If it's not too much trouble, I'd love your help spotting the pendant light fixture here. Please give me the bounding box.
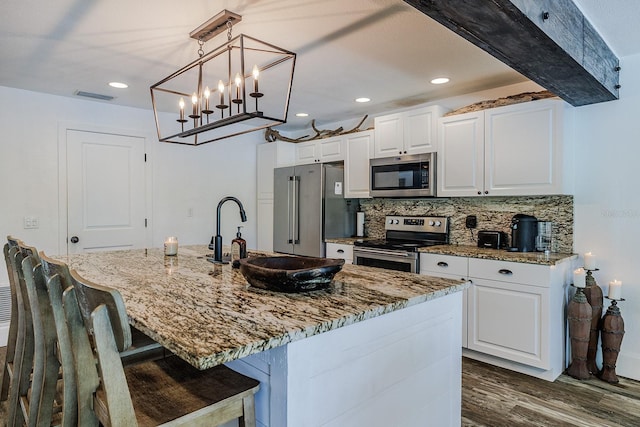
[150,10,296,146]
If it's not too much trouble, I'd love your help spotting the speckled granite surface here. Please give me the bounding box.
[359,195,574,253]
[57,245,467,370]
[419,245,577,266]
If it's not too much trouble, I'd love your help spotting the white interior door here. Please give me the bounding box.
[66,130,146,254]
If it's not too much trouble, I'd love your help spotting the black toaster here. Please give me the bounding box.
[477,231,508,249]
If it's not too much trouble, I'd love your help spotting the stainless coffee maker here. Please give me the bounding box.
[509,214,538,252]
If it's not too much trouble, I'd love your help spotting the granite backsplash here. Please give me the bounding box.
[359,195,573,253]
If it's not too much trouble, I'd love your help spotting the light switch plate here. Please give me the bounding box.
[23,216,39,229]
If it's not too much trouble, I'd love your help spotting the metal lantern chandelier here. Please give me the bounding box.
[150,10,296,146]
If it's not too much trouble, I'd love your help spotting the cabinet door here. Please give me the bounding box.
[256,199,274,251]
[404,106,440,155]
[484,100,562,196]
[373,113,404,158]
[295,141,318,165]
[438,112,484,197]
[468,278,550,369]
[344,131,373,198]
[257,143,277,200]
[420,253,469,348]
[319,137,345,163]
[325,243,353,263]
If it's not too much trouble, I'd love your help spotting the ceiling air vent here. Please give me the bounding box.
[74,90,115,101]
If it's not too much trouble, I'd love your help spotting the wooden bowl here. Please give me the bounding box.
[238,256,344,293]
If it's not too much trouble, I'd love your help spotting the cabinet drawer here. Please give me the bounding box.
[468,258,551,287]
[326,243,353,262]
[420,253,468,277]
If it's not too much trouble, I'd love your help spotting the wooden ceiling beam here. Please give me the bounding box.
[404,0,620,106]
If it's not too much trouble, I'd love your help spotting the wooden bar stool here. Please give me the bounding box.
[61,269,260,427]
[39,252,166,366]
[0,243,20,402]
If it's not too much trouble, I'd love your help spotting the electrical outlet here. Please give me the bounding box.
[465,215,477,229]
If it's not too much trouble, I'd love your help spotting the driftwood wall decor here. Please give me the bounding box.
[444,90,558,116]
[265,115,369,143]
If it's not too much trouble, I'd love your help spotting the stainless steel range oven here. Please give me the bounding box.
[353,215,449,273]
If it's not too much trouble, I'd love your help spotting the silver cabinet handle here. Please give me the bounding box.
[437,261,449,268]
[337,249,344,253]
[498,269,513,275]
[292,176,300,244]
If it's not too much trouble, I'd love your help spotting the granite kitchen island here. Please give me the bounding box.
[59,245,468,427]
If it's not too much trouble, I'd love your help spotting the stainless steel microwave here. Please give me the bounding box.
[370,153,436,197]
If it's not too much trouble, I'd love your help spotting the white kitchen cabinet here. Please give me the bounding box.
[325,242,353,264]
[438,99,565,197]
[420,253,469,347]
[294,137,344,165]
[373,105,447,158]
[256,142,295,200]
[256,199,274,251]
[344,130,374,198]
[466,257,569,380]
[256,142,295,252]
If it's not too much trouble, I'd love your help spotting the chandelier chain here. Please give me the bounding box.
[197,37,205,58]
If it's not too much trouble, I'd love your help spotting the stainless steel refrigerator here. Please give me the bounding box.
[273,163,356,257]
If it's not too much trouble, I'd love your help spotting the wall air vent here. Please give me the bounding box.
[74,90,115,101]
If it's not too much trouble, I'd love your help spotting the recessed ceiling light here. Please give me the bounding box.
[296,112,309,117]
[430,77,450,85]
[109,82,128,89]
[355,97,371,103]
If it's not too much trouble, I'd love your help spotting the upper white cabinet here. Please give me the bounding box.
[295,137,344,165]
[344,130,374,198]
[438,99,566,197]
[374,105,447,158]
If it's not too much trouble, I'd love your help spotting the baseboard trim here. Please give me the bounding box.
[617,351,640,382]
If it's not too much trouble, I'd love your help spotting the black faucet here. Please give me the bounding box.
[210,196,247,263]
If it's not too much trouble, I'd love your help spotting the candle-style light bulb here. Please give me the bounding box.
[179,97,185,120]
[252,65,259,93]
[218,80,225,105]
[202,86,211,114]
[235,73,242,100]
[191,92,198,116]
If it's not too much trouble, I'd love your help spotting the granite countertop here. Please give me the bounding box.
[57,245,467,370]
[419,244,577,266]
[325,237,371,244]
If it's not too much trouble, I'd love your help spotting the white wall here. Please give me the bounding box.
[572,52,640,381]
[0,86,262,290]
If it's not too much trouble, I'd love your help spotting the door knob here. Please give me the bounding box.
[70,236,79,243]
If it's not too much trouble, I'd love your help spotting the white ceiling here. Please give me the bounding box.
[0,0,637,132]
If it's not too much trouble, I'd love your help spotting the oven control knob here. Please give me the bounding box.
[434,221,442,227]
[428,220,435,226]
[394,219,399,224]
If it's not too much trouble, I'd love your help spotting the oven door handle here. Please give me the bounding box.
[353,247,413,257]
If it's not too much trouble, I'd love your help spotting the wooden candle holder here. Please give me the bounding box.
[567,286,592,380]
[584,269,603,375]
[599,298,625,384]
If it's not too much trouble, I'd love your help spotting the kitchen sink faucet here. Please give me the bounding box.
[210,196,247,263]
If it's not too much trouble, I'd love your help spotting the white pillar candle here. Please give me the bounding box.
[608,280,622,299]
[584,252,596,270]
[164,236,178,256]
[573,268,586,288]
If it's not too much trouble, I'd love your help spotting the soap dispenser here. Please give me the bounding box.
[231,226,247,268]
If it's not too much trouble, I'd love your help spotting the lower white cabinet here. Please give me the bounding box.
[325,242,353,264]
[420,254,469,347]
[421,252,571,381]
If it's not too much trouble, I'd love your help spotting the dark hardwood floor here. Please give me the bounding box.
[1,346,638,425]
[463,357,640,427]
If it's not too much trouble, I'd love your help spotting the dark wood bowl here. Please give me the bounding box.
[238,256,345,293]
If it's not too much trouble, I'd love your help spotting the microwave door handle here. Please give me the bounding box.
[292,176,300,244]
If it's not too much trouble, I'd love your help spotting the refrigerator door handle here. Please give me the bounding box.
[292,175,300,244]
[287,176,294,244]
